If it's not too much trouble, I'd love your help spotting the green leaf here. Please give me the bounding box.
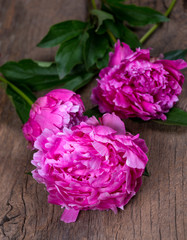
[0,59,96,92]
[83,30,110,70]
[104,20,120,38]
[0,59,62,91]
[154,107,187,126]
[55,33,89,79]
[96,48,110,69]
[34,61,53,67]
[90,9,114,31]
[107,3,168,26]
[6,84,36,123]
[37,20,87,48]
[116,23,141,49]
[164,49,187,60]
[143,167,150,177]
[105,20,141,49]
[62,72,95,91]
[84,106,102,118]
[25,171,32,176]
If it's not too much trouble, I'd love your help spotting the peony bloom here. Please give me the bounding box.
[31,113,148,223]
[23,89,86,146]
[91,40,187,120]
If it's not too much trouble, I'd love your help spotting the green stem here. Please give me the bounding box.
[139,24,159,45]
[0,76,34,106]
[107,29,117,44]
[91,0,97,9]
[140,0,176,44]
[164,0,177,17]
[90,0,116,44]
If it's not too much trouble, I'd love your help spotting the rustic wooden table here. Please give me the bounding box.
[0,0,187,239]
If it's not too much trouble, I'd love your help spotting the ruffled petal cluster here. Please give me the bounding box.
[23,89,86,145]
[32,113,148,223]
[91,40,187,120]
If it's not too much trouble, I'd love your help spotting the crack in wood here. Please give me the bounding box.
[0,202,13,226]
[0,208,20,240]
[21,187,26,239]
[0,225,10,240]
[0,214,21,227]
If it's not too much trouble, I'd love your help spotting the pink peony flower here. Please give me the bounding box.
[91,40,187,120]
[31,113,148,223]
[23,89,86,146]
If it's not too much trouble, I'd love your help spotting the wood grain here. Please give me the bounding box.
[0,0,186,239]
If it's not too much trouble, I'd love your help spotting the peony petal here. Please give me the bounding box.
[23,89,85,146]
[31,105,149,223]
[92,141,109,156]
[158,59,187,70]
[86,116,99,126]
[113,92,130,108]
[109,40,133,67]
[125,149,146,169]
[101,113,126,135]
[133,138,148,153]
[60,208,80,223]
[94,125,116,135]
[47,89,75,101]
[34,128,54,150]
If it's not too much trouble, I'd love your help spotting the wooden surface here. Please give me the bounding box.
[0,0,187,239]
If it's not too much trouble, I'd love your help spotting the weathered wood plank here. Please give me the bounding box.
[0,0,186,239]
